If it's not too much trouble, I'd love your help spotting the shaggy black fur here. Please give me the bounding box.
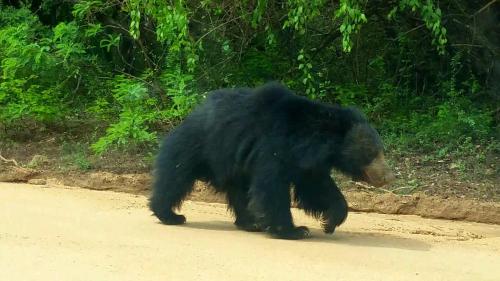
[150,82,384,239]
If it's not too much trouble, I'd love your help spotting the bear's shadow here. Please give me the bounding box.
[177,220,431,251]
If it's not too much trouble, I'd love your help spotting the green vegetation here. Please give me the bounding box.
[0,1,498,166]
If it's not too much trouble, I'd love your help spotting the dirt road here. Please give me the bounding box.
[1,182,499,281]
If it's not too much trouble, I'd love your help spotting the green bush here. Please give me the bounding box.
[0,1,496,162]
[90,75,158,154]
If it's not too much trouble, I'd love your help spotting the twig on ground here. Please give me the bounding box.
[0,154,19,167]
[390,186,417,193]
[351,182,416,197]
[351,181,394,193]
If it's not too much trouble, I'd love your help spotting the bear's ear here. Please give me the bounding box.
[342,106,367,123]
[323,106,369,133]
[315,106,357,133]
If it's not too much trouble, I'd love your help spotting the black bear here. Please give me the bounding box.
[150,82,394,239]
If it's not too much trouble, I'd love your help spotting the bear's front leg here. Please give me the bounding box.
[321,177,348,234]
[293,171,348,234]
[321,194,348,234]
[248,169,310,240]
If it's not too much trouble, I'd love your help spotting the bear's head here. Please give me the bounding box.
[339,123,395,187]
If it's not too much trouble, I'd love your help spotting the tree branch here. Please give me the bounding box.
[474,0,498,17]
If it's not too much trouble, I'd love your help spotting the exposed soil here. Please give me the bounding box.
[1,136,498,200]
[1,182,500,281]
[1,137,499,225]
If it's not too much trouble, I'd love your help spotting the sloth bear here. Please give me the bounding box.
[150,82,394,239]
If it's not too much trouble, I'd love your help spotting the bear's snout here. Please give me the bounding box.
[362,153,395,187]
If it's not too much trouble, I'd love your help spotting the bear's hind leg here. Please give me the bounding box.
[149,170,195,225]
[149,150,199,225]
[248,168,310,240]
[226,188,262,232]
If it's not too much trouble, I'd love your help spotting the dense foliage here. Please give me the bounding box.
[0,0,498,159]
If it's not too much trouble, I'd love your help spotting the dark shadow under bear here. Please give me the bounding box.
[150,82,394,240]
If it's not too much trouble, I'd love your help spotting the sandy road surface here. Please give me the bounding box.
[1,183,499,281]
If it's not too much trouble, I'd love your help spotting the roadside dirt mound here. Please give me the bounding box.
[1,169,499,224]
[189,185,500,224]
[344,191,500,224]
[60,171,151,193]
